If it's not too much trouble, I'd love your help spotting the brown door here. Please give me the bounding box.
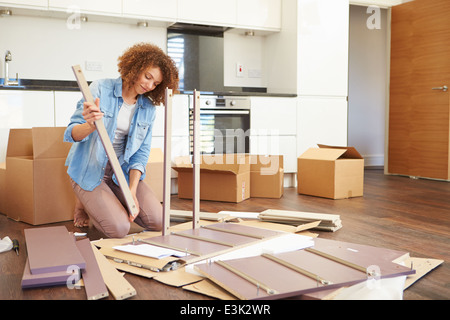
[388,0,450,180]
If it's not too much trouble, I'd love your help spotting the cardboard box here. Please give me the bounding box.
[0,162,6,214]
[297,144,364,199]
[173,154,251,203]
[5,127,75,225]
[143,148,164,202]
[250,155,284,199]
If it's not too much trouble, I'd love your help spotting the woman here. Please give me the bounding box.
[64,42,179,238]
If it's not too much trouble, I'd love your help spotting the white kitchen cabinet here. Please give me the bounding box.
[177,0,237,27]
[54,91,83,127]
[0,90,55,162]
[122,0,177,21]
[236,0,281,30]
[250,96,296,136]
[49,0,122,15]
[297,0,349,97]
[0,0,47,8]
[250,96,297,174]
[297,96,348,154]
[152,94,189,138]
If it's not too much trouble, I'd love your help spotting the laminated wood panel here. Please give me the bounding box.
[195,238,415,300]
[76,239,108,300]
[24,226,86,275]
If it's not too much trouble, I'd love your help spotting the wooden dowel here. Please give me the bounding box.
[201,225,265,240]
[261,253,332,286]
[171,232,236,247]
[215,260,278,296]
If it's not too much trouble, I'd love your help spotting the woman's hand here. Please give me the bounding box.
[128,191,140,223]
[71,98,103,142]
[82,98,103,129]
[128,169,142,223]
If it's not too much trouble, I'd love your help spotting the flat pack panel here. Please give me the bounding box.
[135,222,285,266]
[195,238,415,300]
[76,239,109,300]
[90,243,136,300]
[21,259,74,289]
[24,226,86,275]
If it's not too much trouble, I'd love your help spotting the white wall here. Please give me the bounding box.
[224,32,266,88]
[348,5,388,166]
[0,15,167,81]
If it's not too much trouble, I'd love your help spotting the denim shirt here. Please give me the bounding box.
[64,77,156,191]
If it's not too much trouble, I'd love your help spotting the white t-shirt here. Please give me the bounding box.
[113,101,137,158]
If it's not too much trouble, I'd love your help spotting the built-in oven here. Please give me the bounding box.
[189,96,251,154]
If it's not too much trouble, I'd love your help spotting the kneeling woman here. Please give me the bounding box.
[64,43,179,238]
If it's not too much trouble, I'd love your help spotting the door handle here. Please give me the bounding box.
[432,85,448,92]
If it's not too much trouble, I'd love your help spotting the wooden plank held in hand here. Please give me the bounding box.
[71,65,138,218]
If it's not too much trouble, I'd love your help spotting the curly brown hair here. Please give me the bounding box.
[118,42,179,106]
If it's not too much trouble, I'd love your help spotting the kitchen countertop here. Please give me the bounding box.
[0,79,297,98]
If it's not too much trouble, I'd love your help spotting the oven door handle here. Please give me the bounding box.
[200,110,250,115]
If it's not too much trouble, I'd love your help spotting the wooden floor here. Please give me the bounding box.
[0,169,448,300]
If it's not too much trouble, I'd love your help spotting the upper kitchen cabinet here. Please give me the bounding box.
[177,0,237,27]
[0,0,47,8]
[48,0,122,16]
[297,0,349,97]
[236,0,281,31]
[122,0,177,21]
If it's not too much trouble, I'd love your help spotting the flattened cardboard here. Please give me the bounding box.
[250,155,284,199]
[174,154,251,203]
[5,127,75,225]
[297,144,364,199]
[143,148,164,202]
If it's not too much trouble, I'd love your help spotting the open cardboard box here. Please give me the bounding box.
[297,144,364,199]
[250,155,284,199]
[5,127,75,225]
[143,148,164,202]
[173,154,251,203]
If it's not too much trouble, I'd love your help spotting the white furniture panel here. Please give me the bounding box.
[250,96,297,136]
[54,91,83,127]
[0,90,55,162]
[0,0,47,7]
[297,0,349,97]
[236,0,281,30]
[296,97,348,156]
[177,0,237,27]
[49,0,122,15]
[122,0,177,20]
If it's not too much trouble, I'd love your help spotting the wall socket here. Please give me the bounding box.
[236,63,244,78]
[85,61,103,72]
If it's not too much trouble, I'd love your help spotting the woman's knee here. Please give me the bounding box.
[104,221,130,238]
